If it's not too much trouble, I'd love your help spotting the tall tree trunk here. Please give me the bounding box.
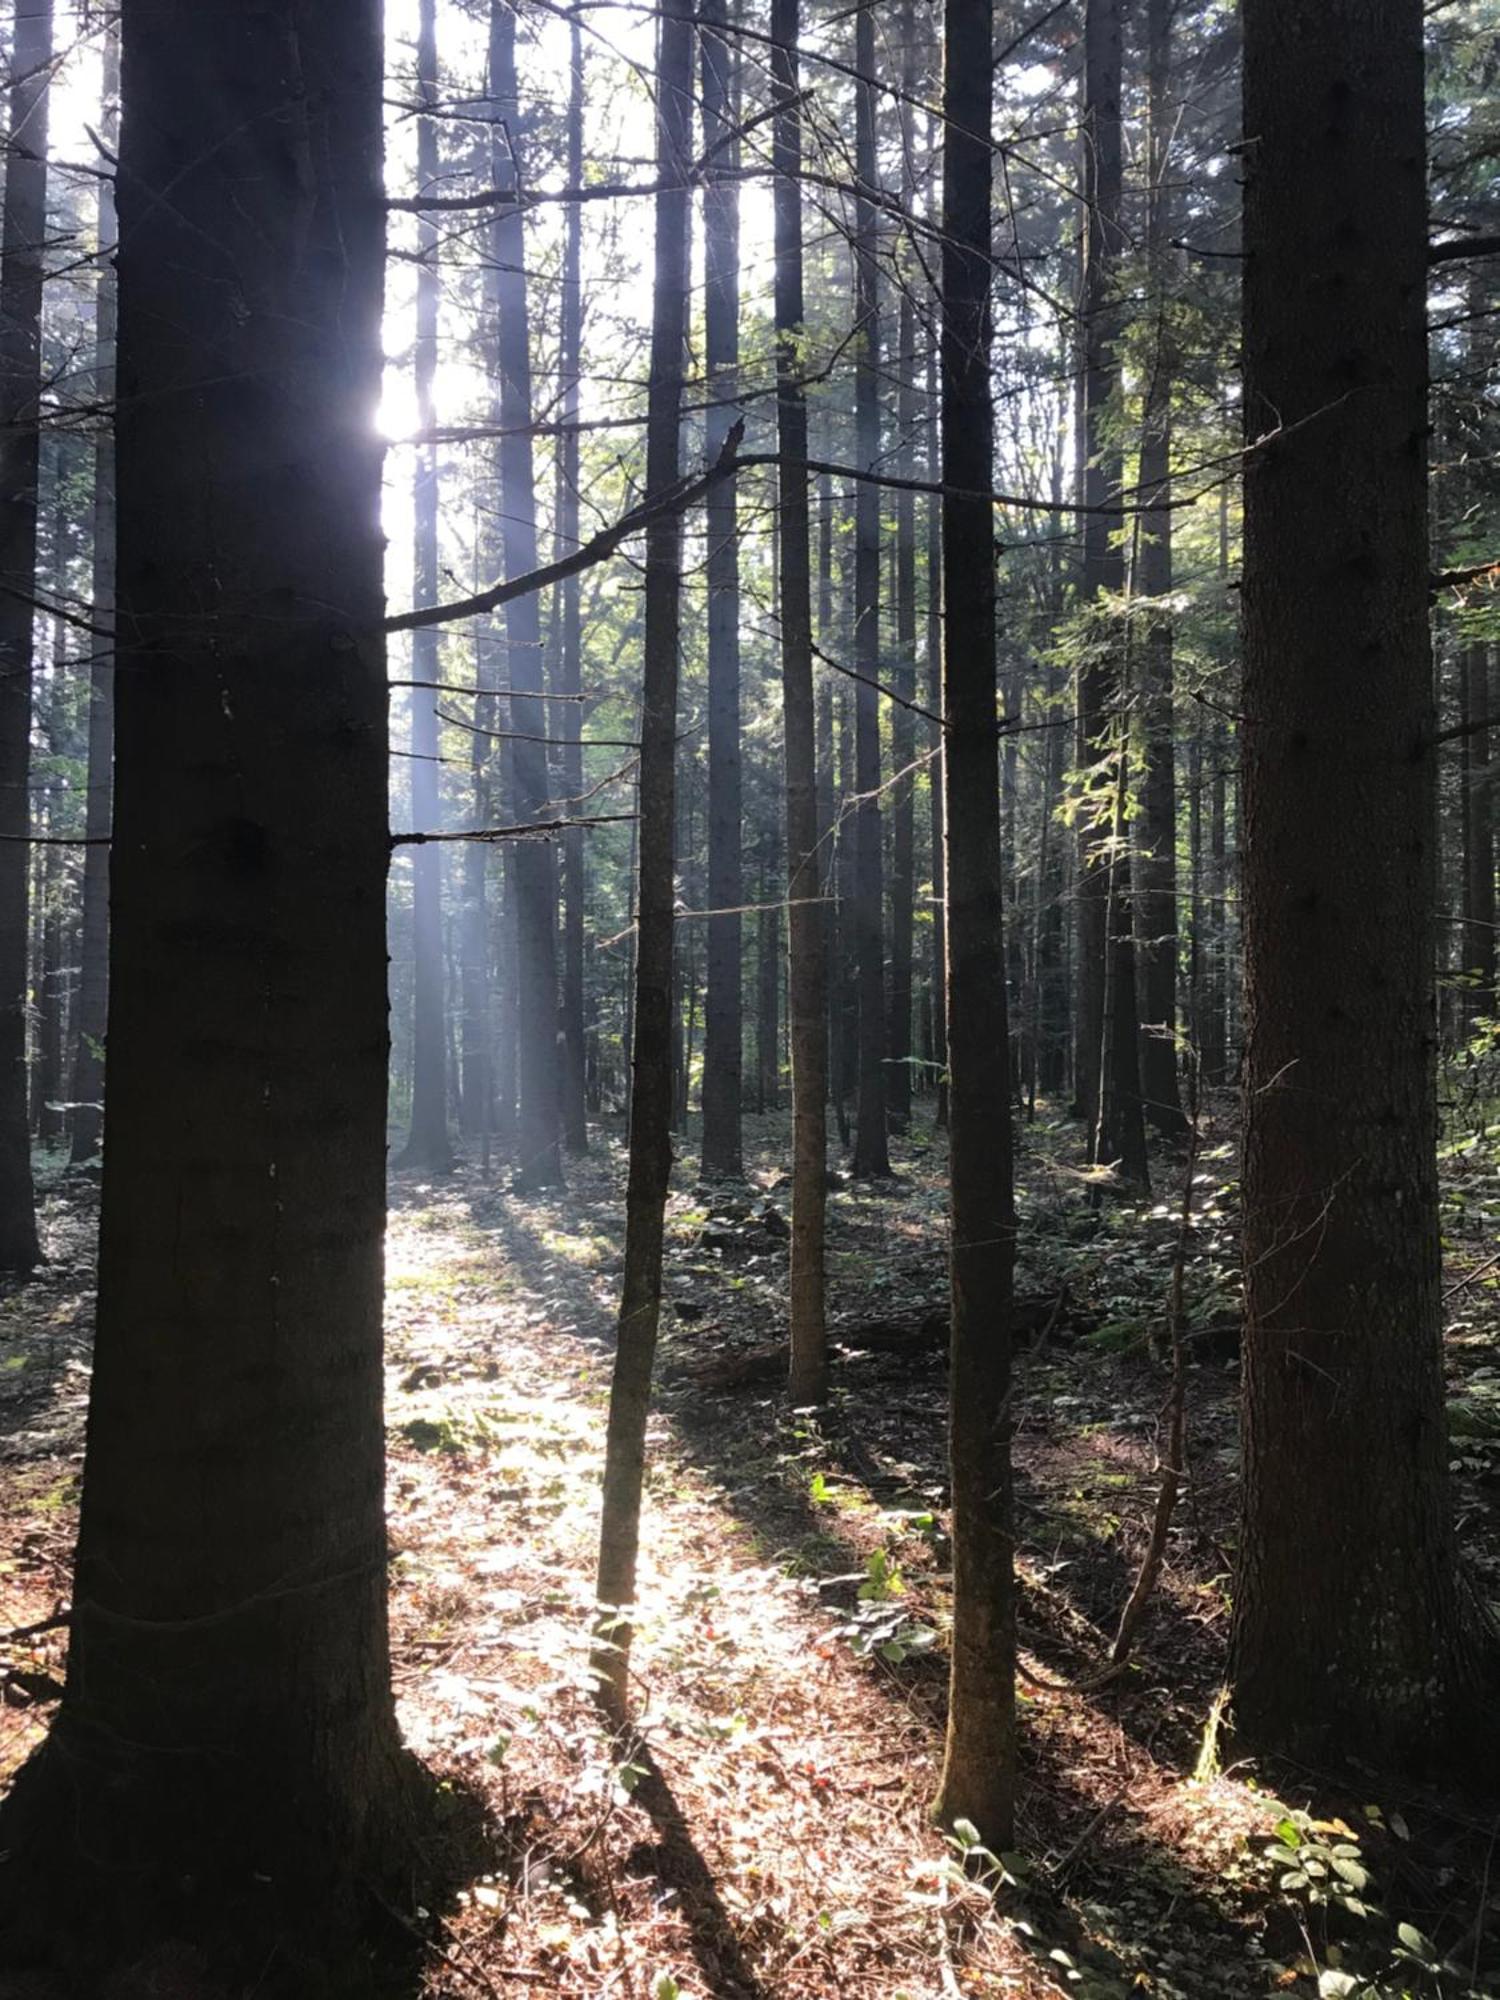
[773,0,829,1404]
[459,621,495,1153]
[30,625,62,1152]
[400,0,452,1171]
[0,1,415,1970]
[1203,722,1228,1082]
[933,0,1016,1847]
[1135,0,1186,1136]
[0,0,50,1269]
[886,9,920,1138]
[1094,706,1150,1186]
[491,0,562,1189]
[593,0,693,1719]
[850,0,890,1177]
[834,677,858,1142]
[816,474,838,1111]
[926,338,949,1130]
[69,14,117,1167]
[757,820,781,1109]
[1231,0,1499,1771]
[699,0,744,1182]
[1072,0,1122,1137]
[1036,385,1069,1098]
[1461,644,1495,1022]
[556,20,590,1153]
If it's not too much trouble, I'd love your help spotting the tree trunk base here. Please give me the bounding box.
[0,1729,449,1998]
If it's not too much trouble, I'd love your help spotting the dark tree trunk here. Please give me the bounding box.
[0,1,415,1975]
[699,0,744,1182]
[1135,0,1186,1136]
[925,339,949,1130]
[757,822,781,1110]
[1072,0,1121,1136]
[490,0,562,1189]
[886,12,919,1137]
[593,0,692,1718]
[773,0,829,1404]
[816,474,838,1110]
[933,0,1016,1847]
[1461,644,1495,1021]
[1231,0,1499,1772]
[556,20,590,1155]
[850,0,890,1177]
[1202,722,1228,1083]
[835,642,859,1139]
[493,782,520,1155]
[401,0,453,1172]
[459,622,495,1152]
[69,14,116,1168]
[1036,399,1069,1099]
[0,0,50,1269]
[1094,719,1150,1187]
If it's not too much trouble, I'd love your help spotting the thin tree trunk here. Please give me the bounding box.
[773,0,828,1405]
[1203,723,1228,1083]
[490,0,562,1189]
[593,0,693,1719]
[0,2,415,1969]
[816,473,838,1111]
[699,0,744,1181]
[31,645,61,1151]
[886,9,919,1137]
[69,13,116,1167]
[926,338,949,1130]
[1072,0,1122,1137]
[1094,706,1150,1186]
[834,681,857,1142]
[401,0,452,1172]
[0,0,50,1269]
[1135,0,1186,1135]
[757,822,781,1110]
[459,616,495,1151]
[1037,389,1068,1097]
[1231,0,1499,1771]
[556,19,590,1155]
[1461,644,1495,1021]
[850,0,890,1177]
[933,0,1017,1846]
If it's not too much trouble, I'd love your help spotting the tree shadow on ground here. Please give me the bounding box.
[596,1746,772,2000]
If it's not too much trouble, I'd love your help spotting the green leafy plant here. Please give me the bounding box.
[1264,1813,1375,1920]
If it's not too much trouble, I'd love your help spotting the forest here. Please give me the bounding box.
[0,0,1497,1995]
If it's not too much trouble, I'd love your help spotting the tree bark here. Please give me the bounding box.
[773,0,829,1405]
[1231,0,1500,1772]
[1135,0,1186,1136]
[925,336,949,1130]
[699,0,745,1182]
[1072,0,1122,1137]
[0,0,50,1269]
[593,0,693,1719]
[400,0,453,1172]
[850,0,891,1177]
[556,19,591,1155]
[1461,644,1495,1022]
[490,0,563,1189]
[0,1,415,1974]
[886,9,920,1138]
[68,13,117,1168]
[933,0,1017,1847]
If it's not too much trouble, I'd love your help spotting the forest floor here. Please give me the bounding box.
[2,1100,1500,1999]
